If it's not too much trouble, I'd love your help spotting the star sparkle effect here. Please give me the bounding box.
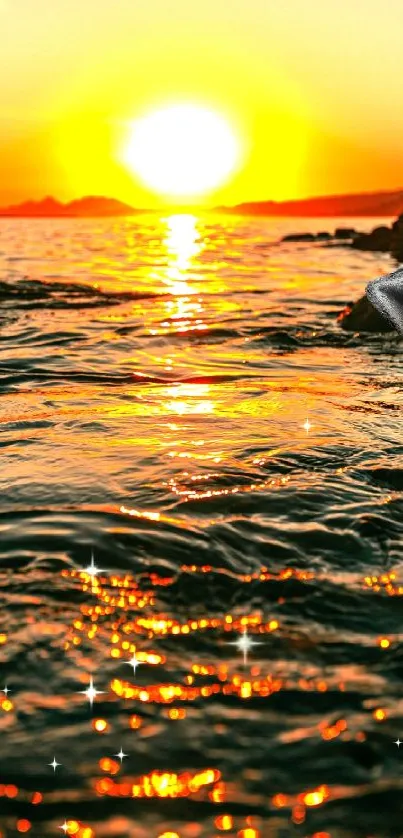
[114,748,128,763]
[59,822,69,834]
[48,756,62,772]
[303,418,312,433]
[78,676,105,709]
[394,738,402,747]
[126,652,142,675]
[80,550,105,580]
[228,628,262,666]
[1,685,10,697]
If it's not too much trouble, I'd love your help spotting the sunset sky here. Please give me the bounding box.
[1,0,403,208]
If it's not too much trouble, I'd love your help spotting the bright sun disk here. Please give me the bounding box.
[122,104,240,199]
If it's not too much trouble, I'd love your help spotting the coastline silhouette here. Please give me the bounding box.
[2,188,403,218]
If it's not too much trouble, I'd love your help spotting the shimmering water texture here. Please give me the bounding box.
[0,214,403,838]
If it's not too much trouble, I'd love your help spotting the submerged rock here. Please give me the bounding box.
[338,294,395,332]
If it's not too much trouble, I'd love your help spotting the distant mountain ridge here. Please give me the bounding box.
[218,189,403,217]
[2,189,403,217]
[0,195,141,217]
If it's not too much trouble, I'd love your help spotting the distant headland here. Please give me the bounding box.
[0,195,143,218]
[218,188,403,217]
[1,188,403,218]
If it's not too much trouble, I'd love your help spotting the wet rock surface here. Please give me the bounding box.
[338,294,395,332]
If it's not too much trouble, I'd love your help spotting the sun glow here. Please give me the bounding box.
[122,104,241,199]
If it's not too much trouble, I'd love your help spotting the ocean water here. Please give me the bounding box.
[0,213,402,838]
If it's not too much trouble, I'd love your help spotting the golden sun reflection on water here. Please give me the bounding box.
[147,214,211,340]
[165,214,201,270]
[162,214,201,295]
[163,383,215,416]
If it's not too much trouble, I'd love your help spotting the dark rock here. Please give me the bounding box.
[391,244,403,262]
[338,294,395,332]
[352,226,393,252]
[372,225,391,236]
[371,226,393,249]
[281,228,358,244]
[391,213,403,232]
[282,232,316,242]
[334,227,358,239]
[390,218,403,260]
[351,233,370,249]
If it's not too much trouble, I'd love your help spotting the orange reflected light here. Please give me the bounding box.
[16,821,31,834]
[93,718,109,733]
[55,558,371,836]
[163,383,214,416]
[95,768,222,800]
[301,785,330,807]
[215,814,233,830]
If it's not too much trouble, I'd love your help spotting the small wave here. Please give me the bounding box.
[0,364,253,392]
[0,277,164,310]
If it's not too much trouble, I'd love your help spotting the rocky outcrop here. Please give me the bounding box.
[281,215,403,261]
[282,232,316,242]
[335,227,357,239]
[351,226,392,253]
[338,295,395,332]
[281,227,359,243]
[281,212,403,332]
[351,214,403,261]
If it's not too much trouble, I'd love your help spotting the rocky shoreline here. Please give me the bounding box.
[282,227,358,243]
[281,214,403,333]
[351,214,403,262]
[281,213,403,261]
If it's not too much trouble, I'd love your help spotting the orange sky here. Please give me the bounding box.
[1,0,403,208]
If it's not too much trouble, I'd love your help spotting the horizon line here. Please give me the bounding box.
[0,184,403,209]
[1,185,403,218]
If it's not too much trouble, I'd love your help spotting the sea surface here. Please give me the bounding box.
[0,213,403,838]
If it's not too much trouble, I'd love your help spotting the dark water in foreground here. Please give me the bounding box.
[0,214,403,838]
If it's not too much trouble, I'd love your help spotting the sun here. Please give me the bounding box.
[122,104,241,199]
